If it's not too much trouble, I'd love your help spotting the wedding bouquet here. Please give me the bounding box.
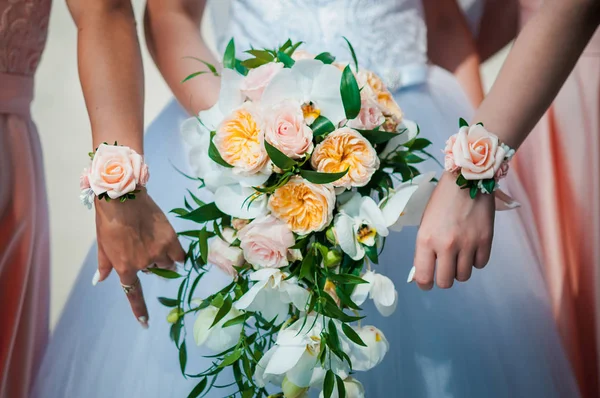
[159,38,436,398]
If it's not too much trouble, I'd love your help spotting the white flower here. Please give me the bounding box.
[379,118,420,158]
[255,316,348,389]
[333,193,389,261]
[350,270,398,317]
[193,303,243,352]
[79,188,94,209]
[234,268,309,322]
[346,326,389,371]
[261,59,346,125]
[380,172,436,232]
[319,377,365,398]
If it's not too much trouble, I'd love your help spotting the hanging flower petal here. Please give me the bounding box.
[214,184,268,219]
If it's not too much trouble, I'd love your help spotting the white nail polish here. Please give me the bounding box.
[407,266,416,283]
[92,270,100,286]
[138,316,149,329]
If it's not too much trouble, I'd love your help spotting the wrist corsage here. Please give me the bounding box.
[444,118,515,199]
[80,142,149,208]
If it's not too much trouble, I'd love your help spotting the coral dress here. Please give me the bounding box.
[510,1,600,396]
[0,1,51,397]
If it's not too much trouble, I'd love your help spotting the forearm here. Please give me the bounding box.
[145,0,220,115]
[473,0,600,149]
[423,0,484,107]
[68,0,144,153]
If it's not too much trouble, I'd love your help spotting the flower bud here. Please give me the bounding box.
[282,376,309,398]
[167,308,183,324]
[324,250,343,268]
[326,226,337,245]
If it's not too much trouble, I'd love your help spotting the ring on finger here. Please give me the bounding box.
[121,277,141,295]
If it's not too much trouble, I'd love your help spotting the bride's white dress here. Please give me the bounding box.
[33,0,579,396]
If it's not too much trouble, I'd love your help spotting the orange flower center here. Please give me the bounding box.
[101,159,125,184]
[216,108,264,169]
[269,180,328,234]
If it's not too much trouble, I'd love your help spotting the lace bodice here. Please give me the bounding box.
[211,0,428,89]
[0,0,51,76]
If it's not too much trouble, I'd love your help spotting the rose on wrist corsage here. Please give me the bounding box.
[79,142,149,208]
[444,118,515,199]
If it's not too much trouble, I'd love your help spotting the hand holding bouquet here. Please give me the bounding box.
[160,38,436,398]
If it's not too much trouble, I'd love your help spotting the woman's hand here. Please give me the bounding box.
[414,172,495,290]
[94,189,185,327]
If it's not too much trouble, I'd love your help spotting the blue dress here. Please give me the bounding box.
[33,0,579,396]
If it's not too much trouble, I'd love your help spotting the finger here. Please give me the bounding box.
[119,270,149,328]
[456,249,475,282]
[436,252,457,289]
[167,238,186,264]
[94,246,113,285]
[153,255,176,270]
[414,240,436,291]
[474,239,492,269]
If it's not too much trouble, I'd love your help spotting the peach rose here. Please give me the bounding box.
[139,164,150,186]
[451,125,506,180]
[443,135,459,173]
[291,50,314,61]
[268,176,336,235]
[208,228,244,278]
[231,218,250,231]
[214,103,269,176]
[348,97,385,131]
[88,144,144,199]
[495,162,510,181]
[238,215,295,269]
[240,62,284,102]
[356,70,403,132]
[265,100,313,159]
[80,168,90,190]
[311,128,380,188]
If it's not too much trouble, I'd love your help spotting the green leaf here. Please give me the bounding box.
[241,57,270,69]
[299,250,316,283]
[170,208,189,216]
[279,39,293,53]
[179,341,188,376]
[183,57,220,76]
[245,49,275,61]
[234,59,248,75]
[223,39,236,70]
[220,348,243,367]
[188,273,204,307]
[170,320,182,344]
[265,140,296,170]
[277,51,295,68]
[336,374,347,398]
[199,227,210,265]
[311,116,336,136]
[456,173,468,187]
[459,118,469,128]
[340,65,361,120]
[335,287,361,310]
[324,370,335,398]
[210,295,233,328]
[482,179,495,194]
[323,302,364,322]
[470,184,478,199]
[148,268,182,279]
[328,320,342,354]
[181,71,209,83]
[285,41,304,56]
[180,202,225,223]
[299,168,348,184]
[476,122,484,127]
[342,36,359,72]
[365,244,379,264]
[327,273,367,285]
[187,377,207,398]
[208,138,234,168]
[158,297,179,307]
[404,153,426,164]
[357,129,397,145]
[222,313,247,328]
[409,138,432,151]
[315,52,336,64]
[341,323,367,347]
[187,189,205,207]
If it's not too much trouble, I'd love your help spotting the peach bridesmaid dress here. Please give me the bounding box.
[0,1,52,397]
[510,1,600,396]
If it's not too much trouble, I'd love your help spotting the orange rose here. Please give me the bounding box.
[311,128,379,188]
[214,103,269,176]
[268,177,335,235]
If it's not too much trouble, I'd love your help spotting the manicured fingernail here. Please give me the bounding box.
[407,266,416,283]
[138,316,149,329]
[92,270,100,286]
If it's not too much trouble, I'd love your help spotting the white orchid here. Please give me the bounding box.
[319,377,365,398]
[255,316,348,389]
[351,270,398,317]
[234,268,309,322]
[380,118,420,157]
[345,325,389,371]
[380,172,436,232]
[262,59,346,125]
[333,193,389,261]
[193,302,243,353]
[79,188,94,209]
